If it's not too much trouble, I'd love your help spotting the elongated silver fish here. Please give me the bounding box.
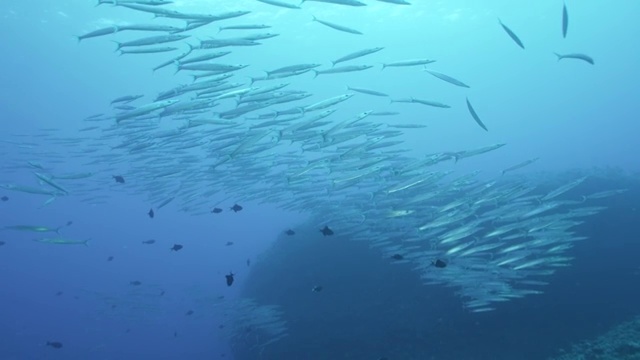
[75,26,119,42]
[562,3,568,38]
[311,16,362,35]
[554,52,594,65]
[382,59,436,69]
[33,237,90,246]
[465,98,488,131]
[119,46,177,55]
[502,158,539,175]
[375,0,411,4]
[302,0,366,6]
[498,19,525,49]
[256,0,301,9]
[332,47,384,66]
[312,65,372,77]
[113,34,190,50]
[346,86,388,97]
[423,69,469,88]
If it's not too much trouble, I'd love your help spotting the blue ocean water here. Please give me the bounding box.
[0,1,638,359]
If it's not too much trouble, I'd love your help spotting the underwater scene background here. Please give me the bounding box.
[0,0,639,359]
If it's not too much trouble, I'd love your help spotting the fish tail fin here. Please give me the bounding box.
[330,60,336,67]
[111,40,122,51]
[311,15,317,22]
[173,64,181,75]
[553,52,562,61]
[311,70,318,79]
[73,35,82,43]
[501,170,506,176]
[118,50,124,56]
[380,64,386,71]
[83,238,91,247]
[580,195,587,203]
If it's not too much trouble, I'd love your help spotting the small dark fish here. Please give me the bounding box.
[0,241,5,246]
[217,295,225,300]
[112,175,125,184]
[433,259,447,268]
[285,229,295,236]
[107,256,114,262]
[111,304,117,309]
[218,324,225,329]
[170,244,183,251]
[148,208,155,218]
[391,254,404,260]
[211,207,223,213]
[185,310,194,316]
[225,272,235,286]
[312,285,323,292]
[130,280,142,286]
[246,258,251,267]
[225,241,234,246]
[66,221,73,226]
[55,291,63,296]
[125,328,130,333]
[142,239,156,244]
[46,341,63,349]
[160,290,165,296]
[1,196,8,201]
[498,19,525,49]
[174,331,178,338]
[562,3,568,38]
[465,98,488,131]
[320,225,334,236]
[230,204,243,212]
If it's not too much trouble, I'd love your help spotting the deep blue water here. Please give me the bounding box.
[0,1,639,359]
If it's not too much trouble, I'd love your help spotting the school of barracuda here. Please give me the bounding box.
[0,0,626,351]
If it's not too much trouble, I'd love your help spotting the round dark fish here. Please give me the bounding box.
[1,196,8,201]
[225,241,234,246]
[112,175,125,184]
[46,341,63,349]
[0,241,5,246]
[185,310,194,316]
[225,272,235,286]
[107,256,114,261]
[312,285,323,292]
[391,254,404,260]
[230,204,243,212]
[211,207,223,214]
[319,225,334,236]
[285,229,295,236]
[148,208,155,218]
[433,259,447,268]
[130,281,142,286]
[142,239,156,244]
[170,244,183,251]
